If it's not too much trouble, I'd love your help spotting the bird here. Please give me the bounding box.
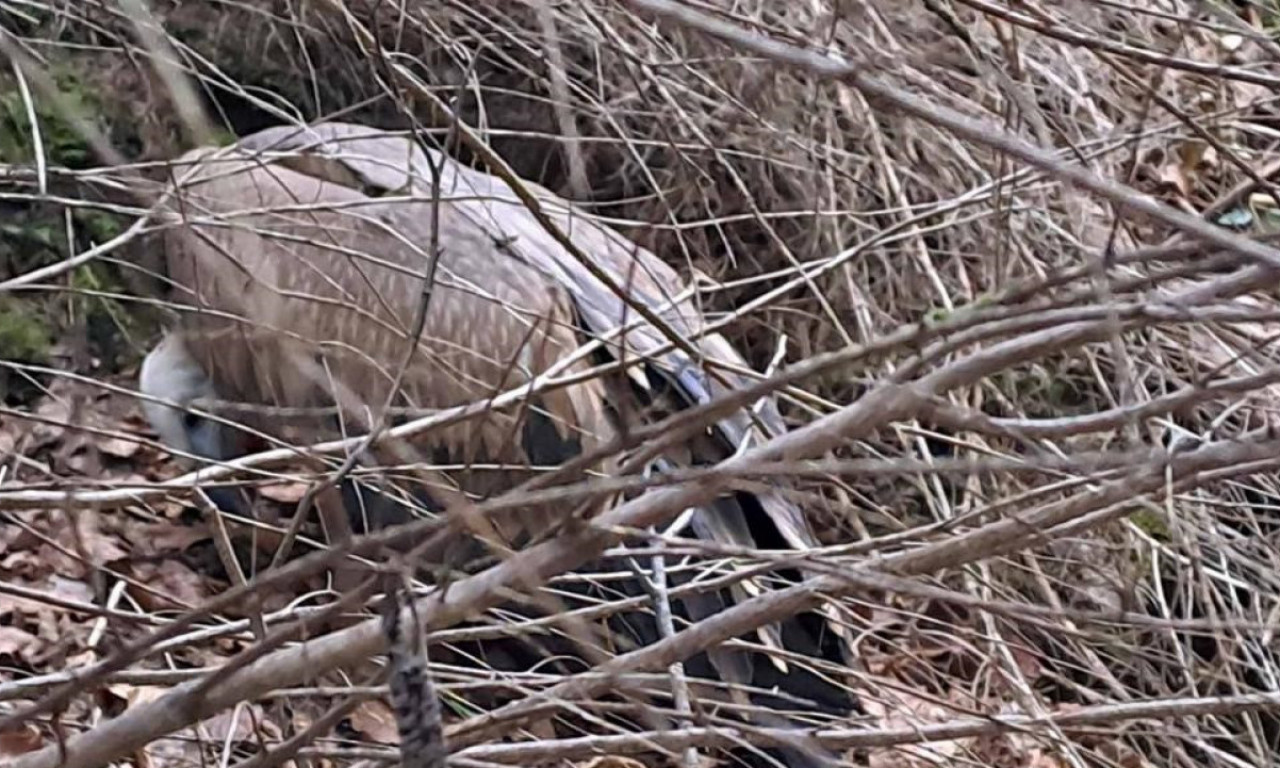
[138,121,856,765]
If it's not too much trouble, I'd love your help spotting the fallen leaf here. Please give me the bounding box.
[1155,162,1190,199]
[0,626,40,660]
[129,560,208,610]
[0,520,35,556]
[125,520,210,558]
[1008,645,1043,680]
[72,515,130,567]
[63,443,103,477]
[0,551,44,581]
[578,758,648,768]
[200,703,271,744]
[259,481,310,504]
[30,397,70,449]
[62,649,98,670]
[1153,141,1214,202]
[137,737,204,768]
[976,730,1070,768]
[95,433,142,459]
[46,574,95,606]
[348,700,400,745]
[0,723,42,757]
[106,684,169,708]
[120,413,153,433]
[864,689,966,768]
[0,576,96,632]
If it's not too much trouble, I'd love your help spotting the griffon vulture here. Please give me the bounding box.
[139,121,854,764]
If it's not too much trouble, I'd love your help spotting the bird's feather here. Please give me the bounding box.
[233,123,851,658]
[159,123,852,696]
[161,146,615,546]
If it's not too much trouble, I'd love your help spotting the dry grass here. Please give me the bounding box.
[5,0,1280,767]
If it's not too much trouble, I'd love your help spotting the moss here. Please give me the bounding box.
[210,126,238,146]
[70,260,140,366]
[0,202,140,373]
[0,205,63,278]
[0,64,101,168]
[1129,508,1170,542]
[967,292,996,309]
[923,305,951,324]
[0,299,53,404]
[0,204,127,276]
[75,209,124,243]
[0,298,52,363]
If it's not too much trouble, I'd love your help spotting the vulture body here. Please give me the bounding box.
[140,122,854,766]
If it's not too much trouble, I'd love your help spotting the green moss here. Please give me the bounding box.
[0,206,64,278]
[70,260,139,367]
[0,204,138,370]
[0,65,101,168]
[923,305,951,324]
[0,215,59,251]
[1129,508,1170,541]
[968,292,996,309]
[75,209,124,243]
[211,126,238,146]
[0,298,52,363]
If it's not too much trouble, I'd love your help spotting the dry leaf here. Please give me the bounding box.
[1008,645,1043,680]
[864,689,965,768]
[0,520,35,556]
[119,413,154,434]
[63,444,103,476]
[126,520,210,557]
[0,626,41,660]
[1155,162,1190,199]
[18,514,130,577]
[0,551,44,581]
[30,397,70,449]
[129,560,208,610]
[75,516,130,567]
[95,433,142,459]
[259,481,310,504]
[106,684,169,708]
[348,700,400,745]
[136,737,205,768]
[0,723,42,757]
[46,574,95,606]
[976,729,1070,768]
[62,649,99,670]
[578,758,648,768]
[200,703,270,744]
[1153,141,1215,201]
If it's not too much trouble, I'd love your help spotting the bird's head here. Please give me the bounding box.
[139,333,230,463]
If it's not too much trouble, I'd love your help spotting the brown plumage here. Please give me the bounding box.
[142,123,854,762]
[154,133,618,541]
[155,121,829,551]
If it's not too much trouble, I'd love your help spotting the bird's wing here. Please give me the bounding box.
[235,123,819,544]
[159,147,614,500]
[231,123,850,665]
